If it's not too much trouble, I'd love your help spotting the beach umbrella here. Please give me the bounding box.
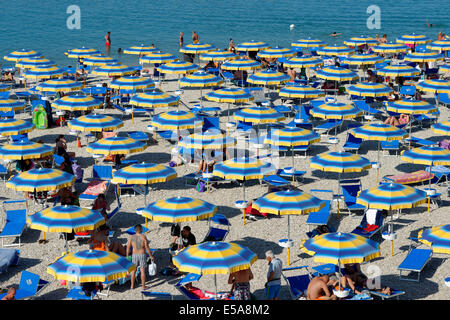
[0,140,53,161]
[172,241,257,298]
[300,232,380,294]
[278,84,325,108]
[4,49,42,62]
[401,146,450,211]
[129,90,179,108]
[35,78,83,93]
[15,58,55,69]
[27,205,105,252]
[81,55,119,66]
[52,95,103,111]
[257,46,296,59]
[23,66,66,82]
[124,45,160,55]
[213,157,276,225]
[157,61,200,74]
[344,36,379,47]
[316,45,354,56]
[142,196,216,223]
[65,47,101,58]
[376,64,420,78]
[6,168,75,192]
[315,66,358,97]
[404,50,445,63]
[86,136,147,156]
[397,33,432,45]
[265,127,320,185]
[346,82,392,97]
[234,107,285,124]
[109,76,155,91]
[0,99,25,112]
[418,224,450,254]
[0,119,34,136]
[427,40,450,52]
[440,64,450,75]
[200,50,237,62]
[253,189,324,266]
[179,71,224,110]
[247,70,290,86]
[221,58,262,71]
[416,79,450,94]
[91,63,135,77]
[356,183,427,255]
[0,84,10,92]
[235,41,270,52]
[283,56,324,69]
[47,249,136,283]
[112,162,177,212]
[342,54,384,81]
[68,114,123,132]
[431,121,450,135]
[204,87,254,122]
[139,52,178,64]
[291,38,326,49]
[180,43,216,54]
[372,43,409,54]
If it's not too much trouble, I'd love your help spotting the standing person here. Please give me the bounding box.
[179,32,184,48]
[228,267,253,300]
[228,38,236,53]
[105,32,111,47]
[192,31,199,44]
[265,250,283,300]
[379,34,388,44]
[126,224,155,290]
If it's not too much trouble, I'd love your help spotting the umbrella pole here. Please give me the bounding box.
[292,145,295,186]
[214,274,218,300]
[337,173,341,219]
[145,184,149,228]
[408,121,412,149]
[242,180,246,226]
[200,88,203,112]
[287,215,291,266]
[377,141,381,184]
[428,164,432,212]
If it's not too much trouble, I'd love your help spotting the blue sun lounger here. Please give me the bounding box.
[369,289,405,300]
[426,165,450,185]
[202,214,230,243]
[353,100,382,116]
[438,93,450,107]
[281,265,312,300]
[66,286,99,300]
[141,291,173,300]
[398,248,433,282]
[306,189,333,229]
[262,175,291,190]
[314,119,343,136]
[0,200,27,247]
[0,270,49,300]
[351,209,385,238]
[339,179,366,214]
[277,168,306,182]
[343,132,363,153]
[381,140,400,156]
[175,273,234,300]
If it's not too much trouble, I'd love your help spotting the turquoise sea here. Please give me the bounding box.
[1,0,449,67]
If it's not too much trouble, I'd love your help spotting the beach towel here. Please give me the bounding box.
[245,204,268,218]
[386,170,434,184]
[364,224,379,233]
[83,180,108,195]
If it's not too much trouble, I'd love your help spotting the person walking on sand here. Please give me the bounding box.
[265,250,283,300]
[126,224,155,290]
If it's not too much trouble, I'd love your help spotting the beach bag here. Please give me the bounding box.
[439,139,450,150]
[148,261,157,276]
[72,163,84,182]
[169,161,176,167]
[196,181,205,193]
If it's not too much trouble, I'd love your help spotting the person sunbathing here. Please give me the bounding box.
[306,275,337,300]
[343,263,368,288]
[1,287,16,300]
[92,194,110,221]
[327,273,362,295]
[384,114,409,126]
[89,225,126,256]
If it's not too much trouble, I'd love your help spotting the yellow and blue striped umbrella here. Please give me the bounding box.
[235,40,270,52]
[173,241,257,275]
[283,56,323,68]
[291,38,325,48]
[205,87,254,103]
[0,119,34,136]
[0,84,10,92]
[234,107,285,124]
[68,114,123,132]
[343,53,384,66]
[129,90,179,108]
[180,43,216,54]
[52,95,103,111]
[35,78,83,92]
[310,102,362,120]
[316,45,354,56]
[82,55,119,66]
[111,162,176,185]
[16,58,55,69]
[350,123,408,141]
[123,45,159,55]
[315,66,358,82]
[179,71,224,87]
[213,157,275,180]
[279,84,325,98]
[151,110,198,130]
[401,146,450,166]
[347,82,392,97]
[27,205,105,233]
[6,168,75,192]
[257,46,296,58]
[300,232,381,265]
[431,121,450,135]
[91,63,135,77]
[47,249,136,283]
[179,129,236,150]
[109,76,155,90]
[86,137,147,155]
[440,64,450,73]
[4,49,42,62]
[387,99,437,115]
[200,50,238,61]
[310,151,372,173]
[397,33,432,45]
[376,64,420,77]
[0,141,53,160]
[139,52,178,64]
[253,190,324,215]
[142,196,216,223]
[265,127,320,146]
[404,50,445,63]
[23,66,66,79]
[344,36,379,47]
[247,70,290,86]
[157,61,200,74]
[416,79,450,94]
[0,99,25,111]
[427,40,450,51]
[418,224,450,254]
[356,182,427,210]
[221,58,262,70]
[372,43,409,54]
[65,47,101,58]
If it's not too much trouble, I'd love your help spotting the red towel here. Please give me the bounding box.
[245,204,268,218]
[364,224,379,232]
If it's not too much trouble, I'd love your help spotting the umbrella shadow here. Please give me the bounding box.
[0,257,42,283]
[232,236,284,257]
[35,287,68,300]
[394,163,426,173]
[376,274,439,299]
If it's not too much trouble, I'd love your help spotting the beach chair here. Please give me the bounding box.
[127,131,148,143]
[0,200,27,247]
[0,110,14,118]
[0,270,49,300]
[66,286,99,300]
[141,291,173,300]
[281,265,312,300]
[339,179,366,215]
[426,165,450,186]
[236,121,253,137]
[262,175,291,190]
[53,154,64,167]
[277,168,306,183]
[79,165,112,208]
[398,246,433,282]
[0,248,20,274]
[399,86,416,98]
[202,214,230,243]
[174,273,234,300]
[306,225,336,239]
[381,140,400,156]
[383,170,434,186]
[0,164,8,185]
[314,119,343,136]
[353,100,382,117]
[350,209,385,238]
[343,132,363,153]
[368,288,405,300]
[306,189,333,230]
[437,93,450,107]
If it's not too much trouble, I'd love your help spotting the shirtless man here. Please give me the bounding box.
[126,224,154,289]
[179,32,184,48]
[192,31,199,44]
[287,67,297,81]
[306,275,337,300]
[1,287,16,300]
[228,268,253,300]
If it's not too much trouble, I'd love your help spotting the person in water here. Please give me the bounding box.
[329,32,342,37]
[105,32,111,47]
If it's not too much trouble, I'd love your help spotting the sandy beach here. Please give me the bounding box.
[0,67,449,301]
